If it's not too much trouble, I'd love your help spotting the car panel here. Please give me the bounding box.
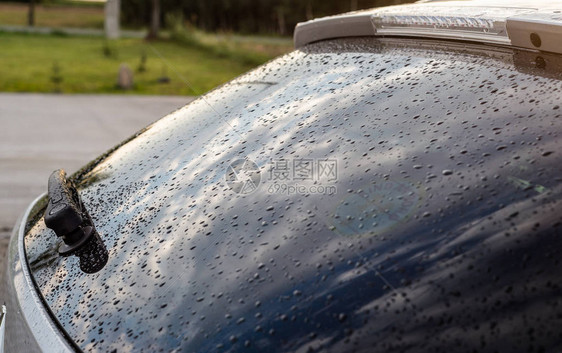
[1,195,75,353]
[0,305,5,353]
[20,37,562,352]
[294,0,562,53]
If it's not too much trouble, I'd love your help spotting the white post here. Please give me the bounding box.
[105,0,120,39]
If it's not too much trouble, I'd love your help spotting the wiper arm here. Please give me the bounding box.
[44,169,108,273]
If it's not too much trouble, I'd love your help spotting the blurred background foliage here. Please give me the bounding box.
[0,0,416,95]
[124,0,415,35]
[0,0,416,34]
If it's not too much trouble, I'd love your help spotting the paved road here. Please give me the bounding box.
[0,93,193,232]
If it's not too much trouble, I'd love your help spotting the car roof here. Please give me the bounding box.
[294,0,562,54]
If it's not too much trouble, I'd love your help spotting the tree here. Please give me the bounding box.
[105,0,121,39]
[147,0,160,39]
[28,0,35,26]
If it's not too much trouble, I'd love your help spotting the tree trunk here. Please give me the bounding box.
[104,0,120,39]
[28,0,35,27]
[305,0,313,21]
[147,0,160,40]
[276,8,285,36]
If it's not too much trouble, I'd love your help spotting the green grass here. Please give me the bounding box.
[0,31,293,95]
[169,28,293,66]
[0,2,104,29]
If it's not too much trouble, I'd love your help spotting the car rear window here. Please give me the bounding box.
[24,38,562,352]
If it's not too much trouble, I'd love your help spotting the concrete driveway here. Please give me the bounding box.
[0,93,192,232]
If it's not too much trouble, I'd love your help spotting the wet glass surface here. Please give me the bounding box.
[24,38,562,352]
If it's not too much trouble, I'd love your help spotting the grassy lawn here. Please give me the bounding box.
[0,31,293,95]
[182,30,295,62]
[0,2,104,29]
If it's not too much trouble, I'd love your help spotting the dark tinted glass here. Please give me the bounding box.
[25,38,562,352]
